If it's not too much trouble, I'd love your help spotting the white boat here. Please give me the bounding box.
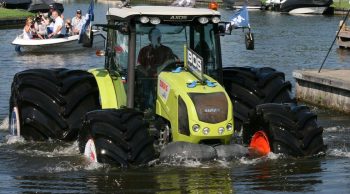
[12,30,106,53]
[280,0,333,15]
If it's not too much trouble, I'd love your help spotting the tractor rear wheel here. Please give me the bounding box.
[9,69,100,141]
[78,109,156,167]
[244,103,326,157]
[222,67,294,133]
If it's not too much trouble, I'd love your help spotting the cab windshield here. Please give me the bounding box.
[112,22,221,79]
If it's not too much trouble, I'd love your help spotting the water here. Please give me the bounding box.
[1,1,350,193]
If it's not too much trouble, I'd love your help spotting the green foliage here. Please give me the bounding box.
[332,0,350,9]
[0,8,34,20]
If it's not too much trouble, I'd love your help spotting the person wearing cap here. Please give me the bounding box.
[48,4,54,18]
[71,9,85,35]
[137,27,176,109]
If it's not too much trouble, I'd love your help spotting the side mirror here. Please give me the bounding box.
[218,22,232,36]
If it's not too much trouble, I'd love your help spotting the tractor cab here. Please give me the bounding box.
[99,6,234,145]
[101,6,229,109]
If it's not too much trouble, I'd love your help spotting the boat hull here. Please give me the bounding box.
[280,0,333,14]
[289,7,328,14]
[12,32,106,53]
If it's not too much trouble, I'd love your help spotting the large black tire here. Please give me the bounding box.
[244,103,326,157]
[222,67,294,133]
[9,69,100,141]
[78,109,156,167]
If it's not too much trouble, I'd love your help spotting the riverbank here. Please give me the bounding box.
[0,8,33,27]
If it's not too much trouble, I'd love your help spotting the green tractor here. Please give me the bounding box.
[9,5,325,166]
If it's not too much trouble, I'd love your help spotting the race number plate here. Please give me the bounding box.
[185,46,204,82]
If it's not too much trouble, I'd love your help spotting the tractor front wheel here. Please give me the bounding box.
[244,103,326,157]
[78,109,156,167]
[9,69,100,141]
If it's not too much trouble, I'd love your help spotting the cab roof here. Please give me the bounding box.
[107,6,220,21]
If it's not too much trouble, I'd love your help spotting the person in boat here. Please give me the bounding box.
[33,13,47,39]
[71,9,85,35]
[23,17,33,40]
[65,19,73,36]
[137,27,176,109]
[48,10,64,38]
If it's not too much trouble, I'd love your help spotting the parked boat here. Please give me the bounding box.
[280,0,334,14]
[1,0,32,10]
[12,30,106,53]
[337,20,350,49]
[262,0,282,11]
[28,0,64,13]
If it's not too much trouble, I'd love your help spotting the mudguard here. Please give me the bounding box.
[156,71,234,144]
[89,68,127,109]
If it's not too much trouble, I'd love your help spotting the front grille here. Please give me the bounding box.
[189,92,228,124]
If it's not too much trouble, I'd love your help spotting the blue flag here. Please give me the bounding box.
[79,0,94,44]
[230,5,250,28]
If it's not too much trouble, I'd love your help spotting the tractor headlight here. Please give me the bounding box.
[192,124,200,132]
[226,123,233,131]
[198,17,209,24]
[140,16,149,23]
[203,127,210,135]
[218,127,225,135]
[150,17,161,24]
[211,16,220,23]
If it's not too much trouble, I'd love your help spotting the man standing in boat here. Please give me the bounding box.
[72,9,85,35]
[48,10,64,38]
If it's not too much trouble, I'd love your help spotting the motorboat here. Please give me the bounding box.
[12,30,106,53]
[337,20,350,49]
[28,0,64,13]
[262,0,282,11]
[1,0,32,10]
[280,0,334,14]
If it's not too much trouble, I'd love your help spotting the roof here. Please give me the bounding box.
[107,6,220,20]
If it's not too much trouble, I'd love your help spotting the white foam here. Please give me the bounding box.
[324,126,347,132]
[30,141,80,157]
[43,161,79,173]
[239,152,282,165]
[51,141,80,156]
[84,160,104,170]
[0,116,9,131]
[5,135,25,144]
[328,148,350,158]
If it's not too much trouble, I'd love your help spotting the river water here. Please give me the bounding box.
[1,1,350,193]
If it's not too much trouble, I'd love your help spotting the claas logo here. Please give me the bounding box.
[159,80,169,92]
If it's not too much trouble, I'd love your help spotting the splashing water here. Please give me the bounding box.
[5,135,25,145]
[328,148,350,158]
[0,116,9,131]
[239,152,283,165]
[324,126,347,132]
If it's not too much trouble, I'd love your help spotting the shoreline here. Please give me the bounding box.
[0,8,33,28]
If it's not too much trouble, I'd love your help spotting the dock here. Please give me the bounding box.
[293,69,350,113]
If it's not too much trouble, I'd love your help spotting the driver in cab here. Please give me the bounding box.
[137,28,175,77]
[137,27,175,110]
